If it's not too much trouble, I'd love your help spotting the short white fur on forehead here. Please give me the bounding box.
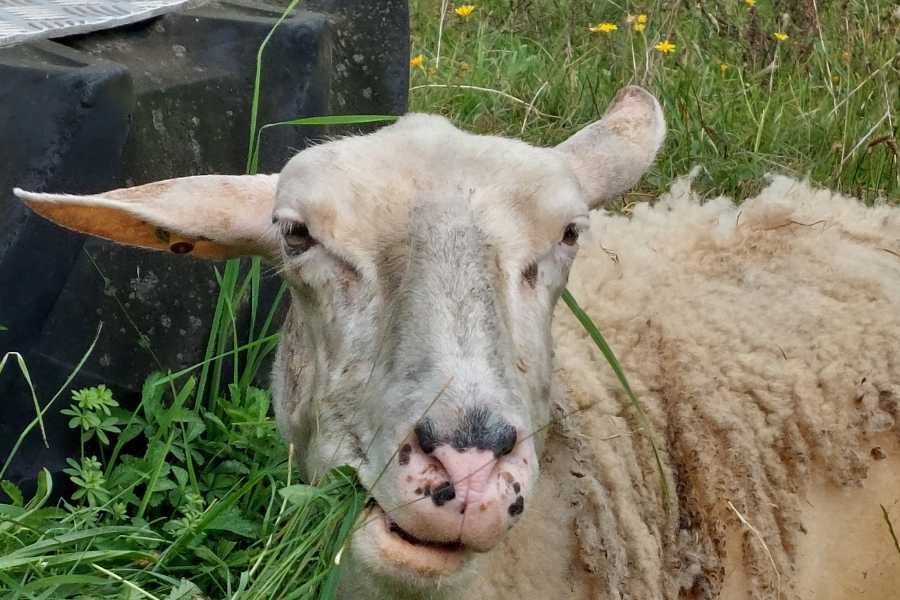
[275,114,589,270]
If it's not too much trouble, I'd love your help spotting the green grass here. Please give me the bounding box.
[1,246,365,599]
[409,0,899,203]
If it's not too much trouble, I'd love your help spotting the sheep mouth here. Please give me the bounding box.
[387,516,464,552]
[365,503,470,577]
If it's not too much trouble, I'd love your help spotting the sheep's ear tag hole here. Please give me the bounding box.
[155,227,194,254]
[169,241,195,254]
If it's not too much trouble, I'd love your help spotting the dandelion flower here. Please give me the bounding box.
[655,40,676,54]
[410,54,424,68]
[773,31,789,41]
[744,0,756,6]
[589,22,618,33]
[719,62,729,74]
[631,15,647,33]
[455,4,475,18]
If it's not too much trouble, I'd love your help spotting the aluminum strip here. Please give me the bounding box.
[0,0,203,47]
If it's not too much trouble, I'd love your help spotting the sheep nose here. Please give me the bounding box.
[386,411,529,552]
[414,410,518,457]
[412,412,518,509]
[392,440,531,551]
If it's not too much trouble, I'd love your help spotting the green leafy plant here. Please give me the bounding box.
[62,455,110,507]
[61,384,122,447]
[561,290,670,509]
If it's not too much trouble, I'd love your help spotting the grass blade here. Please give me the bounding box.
[882,504,900,558]
[0,325,102,481]
[561,289,670,509]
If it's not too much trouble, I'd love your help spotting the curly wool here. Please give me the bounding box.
[468,175,900,599]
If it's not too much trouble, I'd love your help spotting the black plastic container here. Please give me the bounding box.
[0,0,409,494]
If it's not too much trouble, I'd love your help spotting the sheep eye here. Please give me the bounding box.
[281,221,316,255]
[562,223,579,246]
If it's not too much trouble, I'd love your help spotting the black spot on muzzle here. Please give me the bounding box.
[452,406,517,457]
[415,407,518,457]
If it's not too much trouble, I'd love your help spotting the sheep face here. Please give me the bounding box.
[270,113,588,590]
[14,86,665,599]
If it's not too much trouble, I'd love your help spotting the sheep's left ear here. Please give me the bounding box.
[556,86,666,209]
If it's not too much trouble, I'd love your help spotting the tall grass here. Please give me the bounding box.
[409,0,898,203]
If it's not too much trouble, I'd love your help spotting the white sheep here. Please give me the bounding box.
[14,87,900,599]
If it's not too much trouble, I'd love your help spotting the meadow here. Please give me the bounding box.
[1,1,897,599]
[409,0,899,204]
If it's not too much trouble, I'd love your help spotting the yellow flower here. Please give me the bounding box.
[654,40,676,54]
[719,62,729,74]
[637,14,648,24]
[454,4,475,18]
[633,22,646,32]
[744,0,756,6]
[589,22,618,33]
[773,31,789,41]
[409,54,424,68]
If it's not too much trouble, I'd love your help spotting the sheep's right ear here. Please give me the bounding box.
[556,86,665,209]
[13,174,280,260]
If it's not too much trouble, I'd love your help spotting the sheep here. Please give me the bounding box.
[13,86,900,599]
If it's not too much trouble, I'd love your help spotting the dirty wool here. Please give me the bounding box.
[469,175,900,600]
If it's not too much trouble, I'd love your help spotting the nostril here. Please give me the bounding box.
[494,424,517,457]
[452,406,520,457]
[431,481,456,506]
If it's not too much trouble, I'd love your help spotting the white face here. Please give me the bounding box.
[270,115,589,591]
[15,86,665,599]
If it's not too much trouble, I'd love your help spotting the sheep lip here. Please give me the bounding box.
[367,504,470,577]
[387,516,464,551]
